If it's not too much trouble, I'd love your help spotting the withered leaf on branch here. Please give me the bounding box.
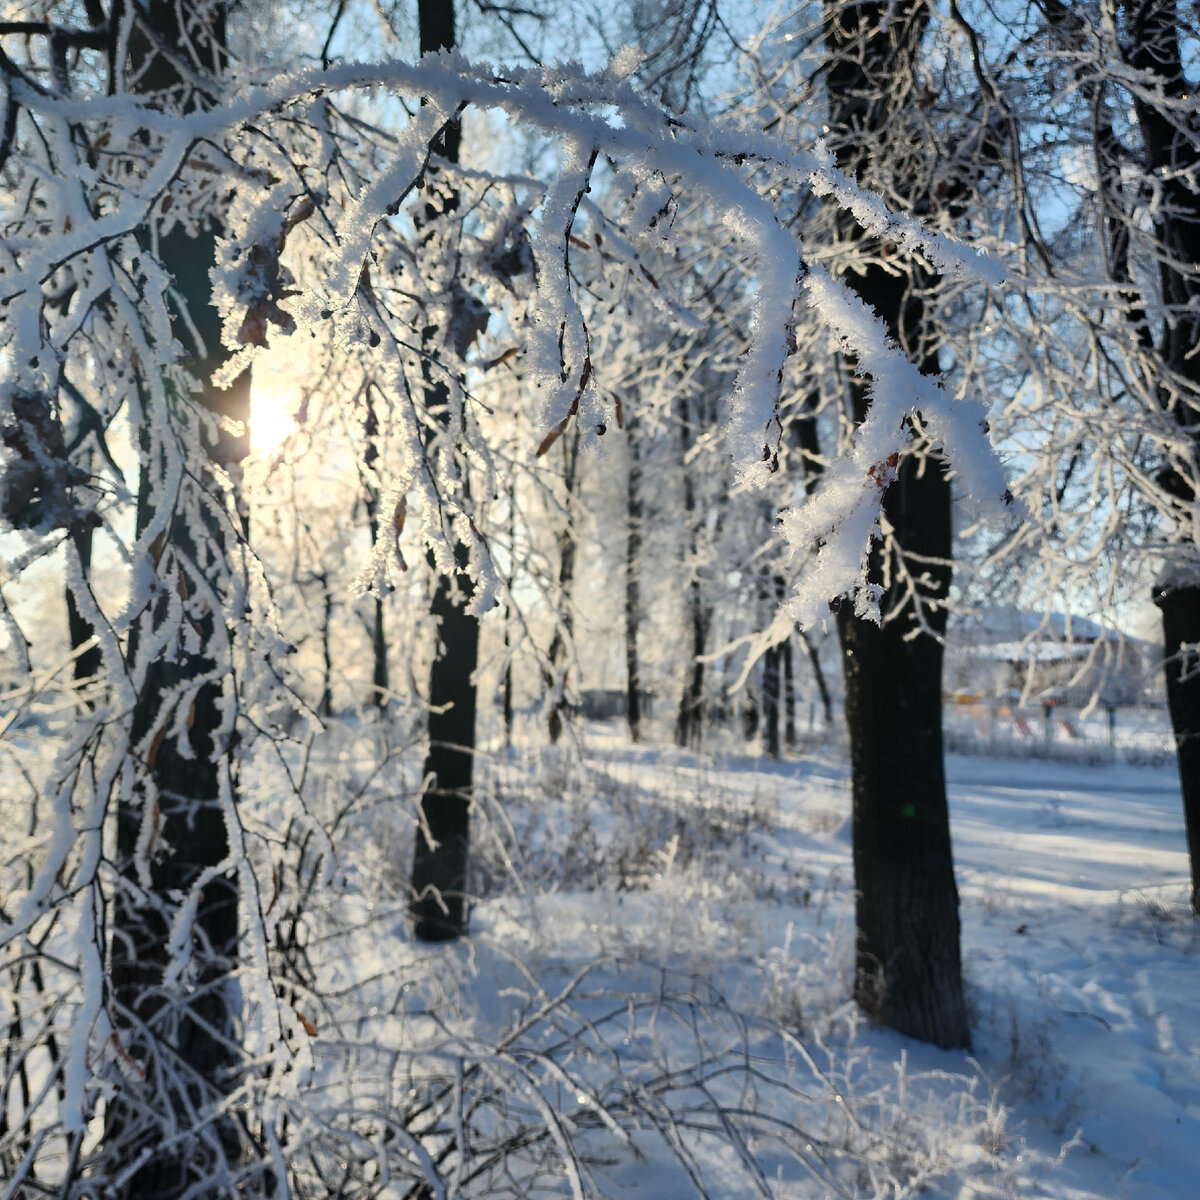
[234,201,313,346]
[238,299,297,347]
[393,498,408,571]
[536,391,584,457]
[482,347,519,371]
[447,282,490,359]
[536,416,571,458]
[145,725,167,770]
[281,195,316,239]
[867,452,899,489]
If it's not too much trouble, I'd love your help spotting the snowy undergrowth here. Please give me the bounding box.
[304,725,1198,1200]
[251,721,1027,1199]
[6,711,1193,1197]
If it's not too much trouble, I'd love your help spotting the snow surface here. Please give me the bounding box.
[263,720,1199,1198]
[7,713,1195,1196]
[944,754,1198,1200]
[568,736,1200,1199]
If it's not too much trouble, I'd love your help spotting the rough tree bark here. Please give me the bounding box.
[1123,0,1200,915]
[675,392,709,748]
[547,422,580,743]
[409,0,479,941]
[824,0,970,1048]
[761,568,783,760]
[625,408,644,743]
[105,1,251,1190]
[783,634,797,751]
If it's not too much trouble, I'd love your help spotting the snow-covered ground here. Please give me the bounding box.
[277,722,1198,1198]
[4,716,1196,1196]
[945,754,1198,1200]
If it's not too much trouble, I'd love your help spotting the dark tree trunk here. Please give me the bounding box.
[762,636,782,760]
[783,636,797,751]
[371,593,388,709]
[763,571,782,758]
[410,0,477,942]
[547,423,580,744]
[503,482,516,748]
[318,570,334,718]
[824,0,970,1048]
[364,388,389,710]
[675,394,708,749]
[742,689,759,741]
[1154,584,1200,913]
[1122,0,1200,914]
[503,617,514,748]
[676,579,708,749]
[411,543,478,940]
[106,2,250,1189]
[625,412,644,743]
[837,461,967,1048]
[65,517,102,700]
[800,629,833,727]
[113,571,244,1193]
[761,571,790,759]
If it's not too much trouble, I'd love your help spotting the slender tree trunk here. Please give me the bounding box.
[503,618,514,748]
[364,387,389,711]
[410,0,478,941]
[547,423,580,743]
[742,684,759,742]
[65,517,102,701]
[625,411,643,742]
[503,480,516,748]
[318,570,334,718]
[762,571,789,759]
[675,394,707,749]
[106,2,250,1188]
[762,644,781,759]
[800,629,833,727]
[783,636,797,752]
[824,0,969,1048]
[676,580,708,749]
[370,594,388,709]
[760,569,781,759]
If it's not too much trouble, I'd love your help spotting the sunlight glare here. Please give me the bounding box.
[250,380,297,455]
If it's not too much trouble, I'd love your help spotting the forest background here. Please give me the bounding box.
[1,0,1198,1197]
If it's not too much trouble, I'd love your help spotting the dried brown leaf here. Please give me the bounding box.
[482,347,519,371]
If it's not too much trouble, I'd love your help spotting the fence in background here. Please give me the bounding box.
[942,702,1176,767]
